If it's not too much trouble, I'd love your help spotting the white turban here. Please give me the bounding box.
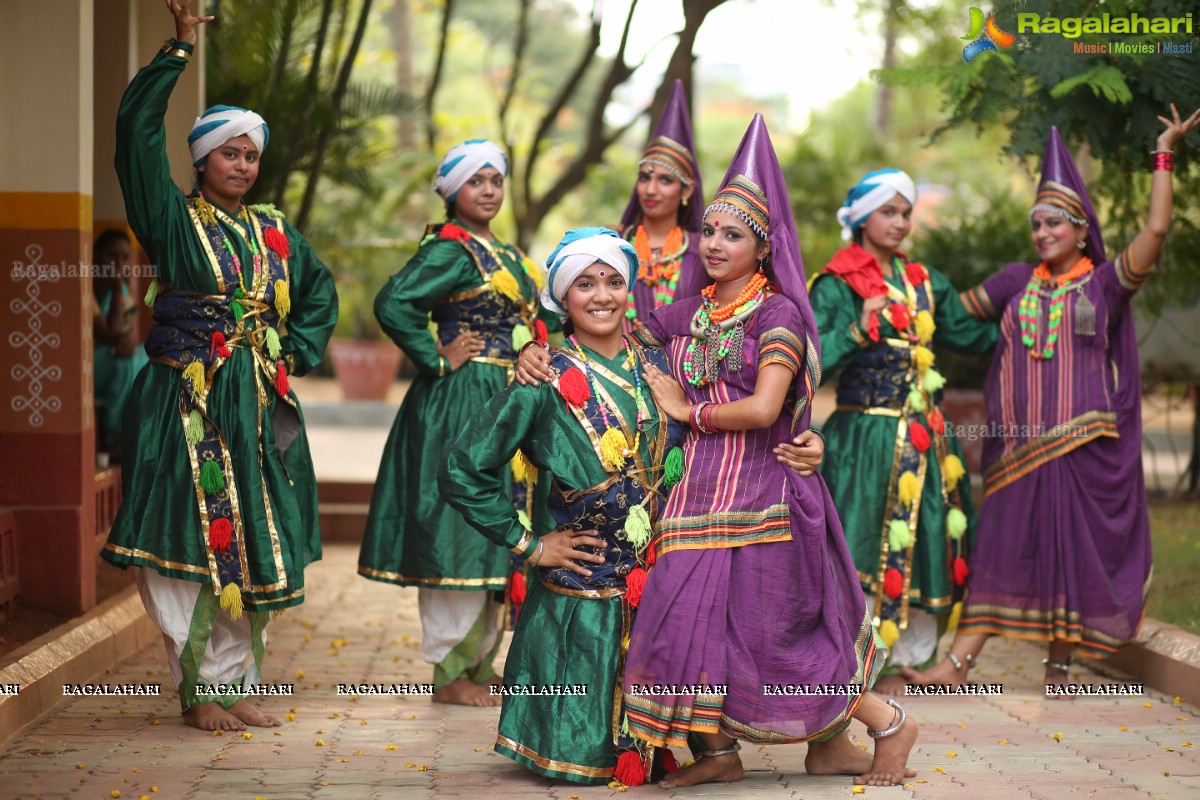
[434,139,509,202]
[835,168,916,240]
[188,105,269,167]
[540,228,639,315]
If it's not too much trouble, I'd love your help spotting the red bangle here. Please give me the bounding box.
[1152,151,1175,171]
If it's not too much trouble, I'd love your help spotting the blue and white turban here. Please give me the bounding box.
[434,139,509,202]
[540,227,639,315]
[835,168,916,240]
[188,105,269,167]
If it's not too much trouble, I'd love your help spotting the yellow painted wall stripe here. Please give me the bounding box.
[0,192,93,231]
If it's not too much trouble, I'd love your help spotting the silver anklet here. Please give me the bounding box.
[1043,658,1071,673]
[946,651,975,671]
[698,741,741,760]
[867,698,907,739]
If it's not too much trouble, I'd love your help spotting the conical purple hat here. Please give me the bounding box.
[1034,126,1106,263]
[620,80,704,233]
[707,113,821,430]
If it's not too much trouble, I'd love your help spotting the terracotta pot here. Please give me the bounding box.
[327,339,404,401]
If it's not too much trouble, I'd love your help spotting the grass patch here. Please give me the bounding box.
[1148,500,1200,636]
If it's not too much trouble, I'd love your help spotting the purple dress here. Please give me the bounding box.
[958,252,1151,657]
[623,294,882,747]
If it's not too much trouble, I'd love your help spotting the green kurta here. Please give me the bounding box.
[440,343,669,784]
[812,264,996,614]
[102,47,338,612]
[358,228,552,589]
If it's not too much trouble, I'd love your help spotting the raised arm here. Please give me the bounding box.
[1124,104,1200,281]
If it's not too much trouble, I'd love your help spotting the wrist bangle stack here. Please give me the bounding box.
[1152,150,1175,172]
[689,401,722,435]
[438,356,449,377]
[529,539,545,567]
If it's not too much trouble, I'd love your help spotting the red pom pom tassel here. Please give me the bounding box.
[953,557,970,586]
[276,361,289,397]
[209,517,233,553]
[508,569,527,606]
[614,751,646,787]
[883,567,904,599]
[625,566,647,608]
[660,748,680,773]
[889,302,911,331]
[645,539,658,567]
[533,319,549,344]
[557,367,590,408]
[208,331,229,357]
[927,408,945,435]
[910,421,931,453]
[263,226,291,259]
[904,262,928,286]
[440,223,471,242]
[867,309,881,342]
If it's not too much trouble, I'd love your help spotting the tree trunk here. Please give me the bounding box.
[876,0,901,137]
[424,0,456,151]
[297,0,376,230]
[393,0,415,151]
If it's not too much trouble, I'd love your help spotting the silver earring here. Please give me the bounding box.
[1077,240,1086,250]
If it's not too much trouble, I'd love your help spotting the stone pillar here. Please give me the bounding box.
[0,0,97,614]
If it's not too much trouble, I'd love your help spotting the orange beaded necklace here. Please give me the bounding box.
[702,269,770,322]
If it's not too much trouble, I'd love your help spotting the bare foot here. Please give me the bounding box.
[228,700,281,727]
[900,657,967,690]
[1044,665,1072,700]
[855,712,919,786]
[659,749,743,790]
[433,678,502,707]
[871,674,910,697]
[183,703,246,732]
[805,733,873,775]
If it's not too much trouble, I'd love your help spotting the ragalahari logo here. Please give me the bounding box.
[962,7,1015,61]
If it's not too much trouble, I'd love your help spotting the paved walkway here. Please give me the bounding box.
[3,545,1198,800]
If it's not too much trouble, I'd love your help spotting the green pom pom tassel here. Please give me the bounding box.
[907,386,927,412]
[624,504,652,549]
[199,459,225,494]
[511,324,532,352]
[663,446,684,488]
[924,368,947,393]
[947,507,968,540]
[184,409,205,446]
[143,278,160,308]
[516,510,532,531]
[619,713,631,737]
[230,286,247,321]
[888,519,912,551]
[265,327,282,359]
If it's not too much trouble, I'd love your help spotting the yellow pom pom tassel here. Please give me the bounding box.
[182,361,206,400]
[914,310,936,345]
[888,519,912,551]
[599,427,630,471]
[913,345,935,374]
[219,582,244,621]
[624,504,652,549]
[522,257,546,291]
[947,507,968,540]
[491,269,521,301]
[942,454,965,490]
[947,601,963,633]
[274,279,290,319]
[511,449,536,485]
[511,324,533,352]
[898,470,921,506]
[879,619,900,648]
